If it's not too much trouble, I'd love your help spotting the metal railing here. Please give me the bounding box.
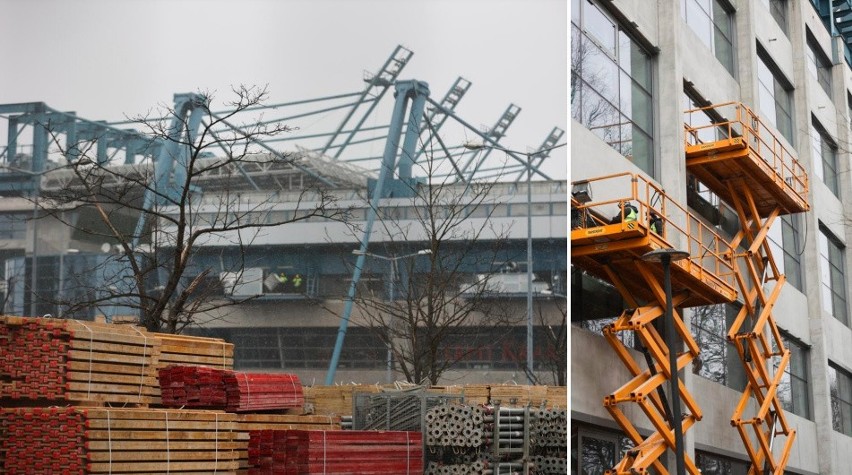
[683,101,808,206]
[571,172,736,291]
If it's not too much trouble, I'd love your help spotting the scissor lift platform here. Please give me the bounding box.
[684,102,809,217]
[571,172,738,308]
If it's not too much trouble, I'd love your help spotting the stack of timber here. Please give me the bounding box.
[427,385,489,406]
[304,384,382,415]
[0,316,161,406]
[156,333,234,371]
[0,407,241,474]
[159,366,304,412]
[247,429,423,474]
[488,384,548,408]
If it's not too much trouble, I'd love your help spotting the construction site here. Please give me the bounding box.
[0,39,567,474]
[572,1,852,474]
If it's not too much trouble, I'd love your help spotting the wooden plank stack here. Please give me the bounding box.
[0,317,162,405]
[156,333,234,371]
[1,407,241,474]
[489,384,549,407]
[159,366,304,412]
[303,384,382,415]
[247,429,423,474]
[426,384,489,405]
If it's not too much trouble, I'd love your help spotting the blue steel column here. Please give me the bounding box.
[325,80,428,385]
[131,94,204,249]
[173,99,207,195]
[397,81,429,180]
[6,117,18,162]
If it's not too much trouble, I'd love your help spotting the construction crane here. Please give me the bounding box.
[684,101,808,475]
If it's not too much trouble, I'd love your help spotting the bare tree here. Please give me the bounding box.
[333,155,526,385]
[37,86,346,333]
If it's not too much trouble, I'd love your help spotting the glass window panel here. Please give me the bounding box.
[770,0,787,33]
[834,293,848,324]
[687,0,713,48]
[712,1,731,36]
[714,32,735,74]
[631,128,654,174]
[580,436,616,475]
[806,45,818,80]
[619,71,633,117]
[581,41,620,109]
[792,377,809,415]
[586,4,617,53]
[617,30,632,74]
[629,43,652,90]
[631,85,653,133]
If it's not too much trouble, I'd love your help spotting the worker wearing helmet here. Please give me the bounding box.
[610,201,638,224]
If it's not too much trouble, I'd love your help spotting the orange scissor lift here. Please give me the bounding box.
[684,102,808,474]
[572,172,739,474]
[571,101,809,474]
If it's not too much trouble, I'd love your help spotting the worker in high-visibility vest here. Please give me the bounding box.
[275,273,288,290]
[292,274,303,290]
[610,201,638,224]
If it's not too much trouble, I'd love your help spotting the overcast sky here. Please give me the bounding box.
[0,0,567,179]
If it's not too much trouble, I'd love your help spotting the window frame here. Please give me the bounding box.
[819,224,848,325]
[571,0,656,176]
[829,362,852,436]
[806,32,833,98]
[774,332,811,419]
[757,48,795,145]
[681,0,737,76]
[767,214,804,291]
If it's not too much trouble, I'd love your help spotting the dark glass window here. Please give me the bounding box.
[691,303,747,391]
[757,51,794,144]
[806,33,833,97]
[773,333,810,419]
[696,450,749,475]
[819,225,848,325]
[572,424,635,475]
[767,214,804,291]
[811,119,838,196]
[762,0,788,33]
[829,362,852,435]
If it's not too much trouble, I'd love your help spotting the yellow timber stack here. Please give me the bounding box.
[571,172,739,474]
[684,102,809,474]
